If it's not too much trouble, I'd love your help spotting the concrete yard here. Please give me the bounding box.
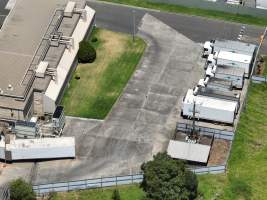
[0,14,205,185]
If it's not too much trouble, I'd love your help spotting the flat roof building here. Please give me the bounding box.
[0,0,95,122]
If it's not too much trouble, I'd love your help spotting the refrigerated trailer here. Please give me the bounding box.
[206,64,245,89]
[216,51,252,77]
[0,136,75,161]
[202,40,256,58]
[206,51,252,78]
[182,89,238,124]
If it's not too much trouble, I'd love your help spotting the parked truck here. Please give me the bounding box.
[182,89,238,124]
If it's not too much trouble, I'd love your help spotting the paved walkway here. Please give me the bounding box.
[0,14,204,185]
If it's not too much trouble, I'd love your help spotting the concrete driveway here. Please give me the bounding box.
[0,14,204,185]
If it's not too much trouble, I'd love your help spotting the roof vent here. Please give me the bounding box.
[7,84,13,91]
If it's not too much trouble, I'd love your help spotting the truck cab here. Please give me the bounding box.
[202,40,215,57]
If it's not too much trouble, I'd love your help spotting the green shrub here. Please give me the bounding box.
[78,41,96,63]
[9,178,35,200]
[91,37,98,43]
[141,152,198,200]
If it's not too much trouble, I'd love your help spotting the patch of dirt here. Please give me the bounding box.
[208,139,231,166]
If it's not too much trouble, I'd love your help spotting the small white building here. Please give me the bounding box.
[167,140,211,164]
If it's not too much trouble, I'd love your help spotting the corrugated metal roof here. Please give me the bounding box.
[214,40,256,56]
[216,65,245,77]
[167,140,211,163]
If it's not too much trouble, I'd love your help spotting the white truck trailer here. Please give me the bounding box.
[207,51,252,78]
[0,136,75,161]
[202,40,256,58]
[206,64,245,89]
[182,89,238,124]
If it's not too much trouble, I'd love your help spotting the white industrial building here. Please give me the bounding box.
[0,0,95,122]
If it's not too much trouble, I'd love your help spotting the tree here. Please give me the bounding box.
[9,178,36,200]
[112,189,121,200]
[141,152,198,200]
[78,41,96,63]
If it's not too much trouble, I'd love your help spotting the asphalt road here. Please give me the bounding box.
[0,0,9,28]
[87,0,267,52]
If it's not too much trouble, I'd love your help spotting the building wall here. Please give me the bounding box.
[0,107,24,121]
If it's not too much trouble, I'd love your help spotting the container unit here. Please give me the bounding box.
[206,64,245,89]
[202,40,256,58]
[216,51,252,78]
[182,89,238,124]
[13,120,38,139]
[213,40,256,57]
[207,77,233,92]
[197,87,240,106]
[0,137,75,161]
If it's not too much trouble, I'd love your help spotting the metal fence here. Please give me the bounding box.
[191,165,226,174]
[149,0,267,18]
[0,185,9,200]
[33,174,143,195]
[251,75,267,83]
[176,122,234,141]
[33,165,226,195]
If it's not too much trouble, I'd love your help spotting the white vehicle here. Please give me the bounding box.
[216,51,252,77]
[202,40,215,57]
[0,136,75,161]
[182,89,238,124]
[206,64,245,89]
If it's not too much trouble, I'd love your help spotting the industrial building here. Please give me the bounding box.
[0,0,95,122]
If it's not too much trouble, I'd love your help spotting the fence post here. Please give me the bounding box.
[116,176,117,187]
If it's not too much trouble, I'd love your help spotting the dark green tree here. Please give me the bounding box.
[9,178,36,200]
[78,41,96,63]
[141,152,198,200]
[112,188,121,200]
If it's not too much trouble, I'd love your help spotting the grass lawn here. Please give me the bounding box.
[61,28,146,119]
[198,83,267,200]
[49,185,144,200]
[99,0,267,26]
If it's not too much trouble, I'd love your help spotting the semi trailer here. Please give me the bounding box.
[182,89,238,124]
[202,40,256,58]
[206,64,245,89]
[206,51,252,78]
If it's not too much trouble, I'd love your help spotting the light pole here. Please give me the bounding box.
[132,10,136,42]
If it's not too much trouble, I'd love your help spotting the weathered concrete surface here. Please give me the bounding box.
[0,14,204,185]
